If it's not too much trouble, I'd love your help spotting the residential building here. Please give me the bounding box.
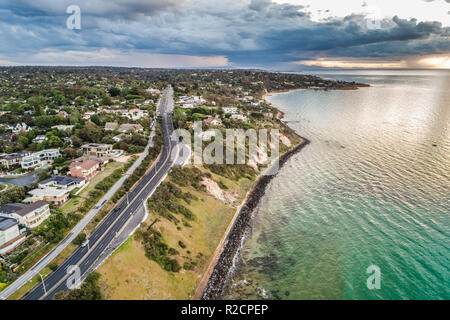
[146,88,161,95]
[70,159,100,180]
[21,149,61,169]
[63,137,73,145]
[52,125,74,131]
[0,217,20,247]
[112,134,128,143]
[127,108,147,120]
[25,188,69,207]
[222,106,239,115]
[105,122,119,131]
[181,103,195,109]
[32,135,48,144]
[203,117,223,126]
[82,111,96,120]
[230,114,248,123]
[8,122,31,133]
[118,123,144,133]
[0,151,31,170]
[0,201,50,228]
[38,176,85,190]
[81,143,113,158]
[0,133,17,143]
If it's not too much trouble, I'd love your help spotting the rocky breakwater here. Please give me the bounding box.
[200,137,311,300]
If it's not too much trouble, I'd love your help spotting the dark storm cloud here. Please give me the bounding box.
[0,0,448,67]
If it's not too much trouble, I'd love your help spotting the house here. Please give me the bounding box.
[127,108,147,120]
[181,103,195,109]
[118,123,144,133]
[63,137,73,145]
[38,176,85,190]
[25,188,70,207]
[105,122,119,131]
[8,122,31,133]
[82,111,96,120]
[0,133,17,143]
[58,111,69,117]
[52,125,74,131]
[32,135,48,144]
[81,143,113,158]
[112,134,128,143]
[146,88,161,95]
[0,217,20,247]
[230,114,248,123]
[0,151,31,170]
[222,106,238,115]
[70,159,100,180]
[0,201,50,228]
[21,149,61,169]
[203,117,223,127]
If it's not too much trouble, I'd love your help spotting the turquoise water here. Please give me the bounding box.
[227,70,449,300]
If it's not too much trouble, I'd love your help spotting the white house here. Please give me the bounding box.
[21,149,61,169]
[0,201,51,229]
[222,106,238,115]
[230,114,248,123]
[126,108,147,120]
[8,123,31,133]
[32,135,48,144]
[203,117,223,127]
[0,217,20,247]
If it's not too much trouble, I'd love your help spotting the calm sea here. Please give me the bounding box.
[226,69,449,300]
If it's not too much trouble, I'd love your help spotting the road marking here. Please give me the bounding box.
[34,87,179,300]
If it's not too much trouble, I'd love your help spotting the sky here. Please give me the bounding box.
[0,0,448,69]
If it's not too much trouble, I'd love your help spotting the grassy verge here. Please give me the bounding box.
[97,165,251,299]
[61,161,125,216]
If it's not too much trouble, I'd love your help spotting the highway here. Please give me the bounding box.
[22,86,179,300]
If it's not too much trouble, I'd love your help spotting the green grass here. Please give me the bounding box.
[61,161,125,216]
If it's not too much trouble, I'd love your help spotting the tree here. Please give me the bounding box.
[44,136,64,148]
[70,109,82,125]
[34,116,54,128]
[173,109,186,129]
[77,122,103,143]
[100,96,112,106]
[90,114,101,126]
[108,87,121,97]
[72,233,87,246]
[0,186,26,206]
[63,147,80,159]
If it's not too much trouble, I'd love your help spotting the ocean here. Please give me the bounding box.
[226,69,450,300]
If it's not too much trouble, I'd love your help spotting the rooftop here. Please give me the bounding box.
[0,216,18,231]
[70,159,100,170]
[40,176,84,186]
[15,201,48,217]
[0,203,27,214]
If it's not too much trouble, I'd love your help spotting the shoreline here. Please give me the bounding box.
[194,91,310,299]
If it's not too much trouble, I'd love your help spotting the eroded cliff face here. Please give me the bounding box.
[201,138,310,300]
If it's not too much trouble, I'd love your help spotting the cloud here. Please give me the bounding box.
[0,0,185,20]
[0,48,229,68]
[0,0,448,68]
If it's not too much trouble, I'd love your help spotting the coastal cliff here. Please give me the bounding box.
[199,137,311,300]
